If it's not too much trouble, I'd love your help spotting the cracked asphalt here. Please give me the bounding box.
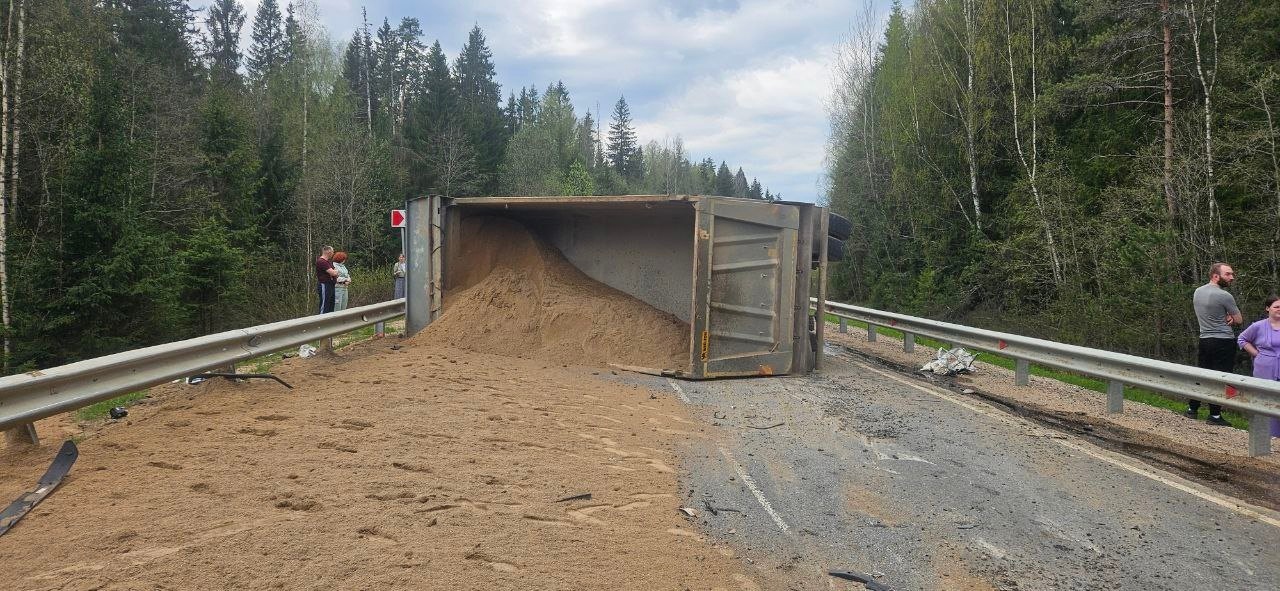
[653,349,1280,590]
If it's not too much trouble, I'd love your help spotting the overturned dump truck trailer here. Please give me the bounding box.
[403,195,830,379]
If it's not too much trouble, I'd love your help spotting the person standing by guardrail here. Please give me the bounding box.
[332,251,352,311]
[1236,295,1280,437]
[315,246,338,315]
[393,253,407,299]
[1190,262,1242,426]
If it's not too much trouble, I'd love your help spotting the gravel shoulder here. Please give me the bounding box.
[0,337,764,591]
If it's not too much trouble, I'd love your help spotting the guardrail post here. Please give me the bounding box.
[4,423,38,446]
[1248,414,1273,456]
[1106,380,1124,414]
[866,324,877,342]
[838,318,847,333]
[1015,359,1030,386]
[903,333,915,353]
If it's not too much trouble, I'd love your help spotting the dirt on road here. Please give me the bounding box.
[0,339,761,590]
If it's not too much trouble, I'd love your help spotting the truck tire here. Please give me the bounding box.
[826,236,845,261]
[827,213,852,241]
[811,237,846,268]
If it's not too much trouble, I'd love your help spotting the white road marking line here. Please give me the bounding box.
[666,378,692,404]
[718,446,789,533]
[850,360,1280,530]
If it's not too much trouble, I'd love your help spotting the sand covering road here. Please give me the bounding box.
[0,340,761,590]
[416,216,689,371]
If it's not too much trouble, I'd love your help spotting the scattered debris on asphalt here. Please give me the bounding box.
[702,500,741,516]
[108,407,128,419]
[678,507,697,517]
[0,441,79,537]
[188,372,293,389]
[920,347,976,376]
[555,492,592,503]
[746,422,784,430]
[829,570,893,591]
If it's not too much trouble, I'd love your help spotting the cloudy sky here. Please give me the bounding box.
[237,0,895,202]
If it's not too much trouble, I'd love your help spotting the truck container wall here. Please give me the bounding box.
[412,195,824,379]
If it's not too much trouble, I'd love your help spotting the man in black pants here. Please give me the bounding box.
[1190,262,1241,426]
[315,246,338,314]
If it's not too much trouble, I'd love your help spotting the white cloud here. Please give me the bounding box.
[225,0,895,201]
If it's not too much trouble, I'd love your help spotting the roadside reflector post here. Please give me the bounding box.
[1015,359,1030,386]
[4,423,39,446]
[1106,380,1124,414]
[903,333,915,353]
[838,317,847,333]
[866,324,877,342]
[1248,413,1272,457]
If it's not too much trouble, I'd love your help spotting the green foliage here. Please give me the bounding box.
[76,391,149,422]
[562,161,596,196]
[827,0,1280,367]
[3,2,780,377]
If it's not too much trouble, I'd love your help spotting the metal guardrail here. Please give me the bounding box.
[815,298,1279,456]
[0,299,405,436]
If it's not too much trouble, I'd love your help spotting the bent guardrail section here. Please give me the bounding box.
[0,299,405,434]
[816,298,1279,456]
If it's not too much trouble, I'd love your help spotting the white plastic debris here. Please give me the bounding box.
[920,347,976,376]
[298,344,318,358]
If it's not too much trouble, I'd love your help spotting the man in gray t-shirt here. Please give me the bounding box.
[1189,263,1242,425]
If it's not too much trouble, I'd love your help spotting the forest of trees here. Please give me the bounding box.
[0,0,777,374]
[827,0,1279,363]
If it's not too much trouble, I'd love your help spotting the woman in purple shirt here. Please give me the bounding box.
[1237,295,1280,436]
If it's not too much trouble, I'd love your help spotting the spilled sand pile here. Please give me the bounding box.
[413,216,689,370]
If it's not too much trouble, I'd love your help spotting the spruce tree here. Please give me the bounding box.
[714,162,733,196]
[504,92,519,134]
[606,96,638,176]
[453,26,505,193]
[282,2,302,66]
[576,111,596,167]
[732,167,748,198]
[414,40,455,132]
[206,0,246,83]
[246,0,285,86]
[748,178,763,200]
[373,19,400,125]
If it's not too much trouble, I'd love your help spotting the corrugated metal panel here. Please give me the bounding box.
[694,197,797,377]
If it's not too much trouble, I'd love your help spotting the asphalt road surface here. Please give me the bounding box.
[653,348,1280,591]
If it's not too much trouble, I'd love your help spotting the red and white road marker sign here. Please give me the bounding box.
[390,209,407,228]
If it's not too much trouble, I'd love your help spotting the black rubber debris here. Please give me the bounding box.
[829,570,892,591]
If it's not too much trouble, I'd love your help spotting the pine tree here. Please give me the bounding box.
[749,178,763,200]
[206,0,246,83]
[606,96,638,176]
[246,0,285,86]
